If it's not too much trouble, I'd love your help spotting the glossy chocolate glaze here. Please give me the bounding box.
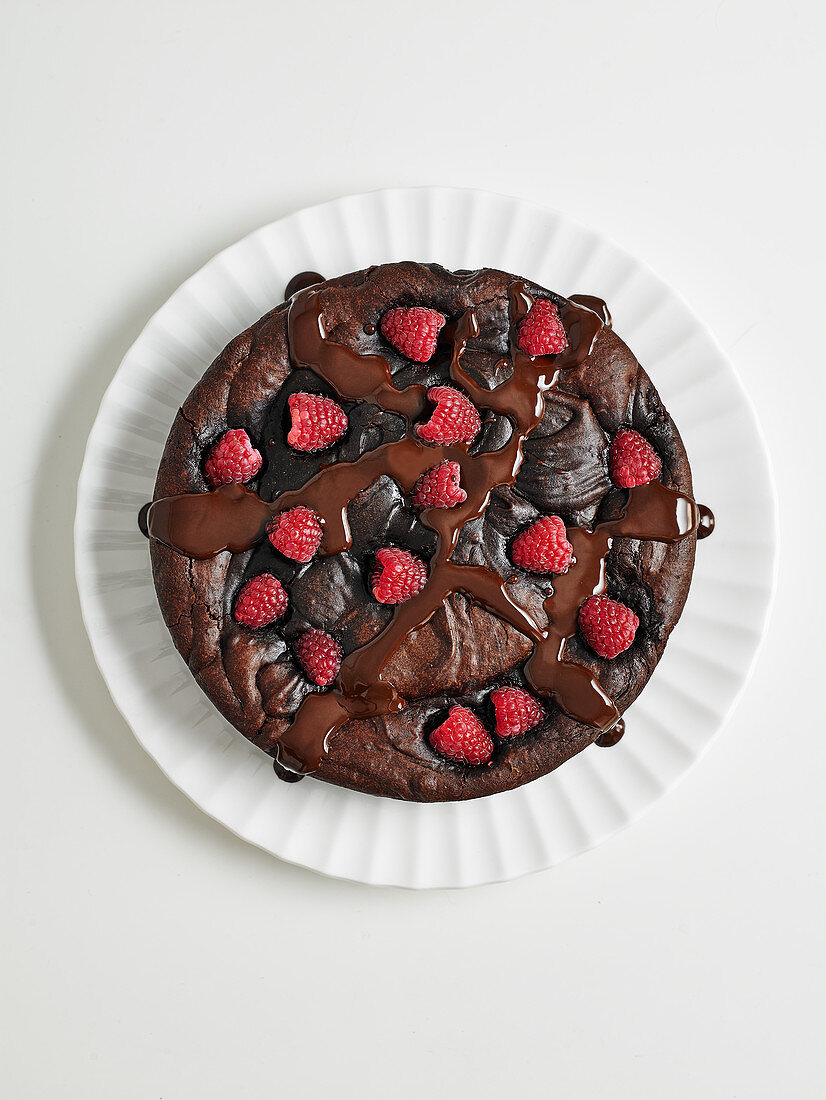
[284,270,325,298]
[697,504,715,538]
[141,278,713,774]
[568,293,612,328]
[145,482,273,560]
[595,717,625,748]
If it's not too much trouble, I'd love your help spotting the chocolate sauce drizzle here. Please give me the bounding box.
[596,717,625,748]
[284,271,325,298]
[568,293,612,328]
[143,280,713,774]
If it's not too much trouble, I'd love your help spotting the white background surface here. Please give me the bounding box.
[2,1,823,1096]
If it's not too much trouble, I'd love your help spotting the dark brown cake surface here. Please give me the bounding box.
[145,262,704,801]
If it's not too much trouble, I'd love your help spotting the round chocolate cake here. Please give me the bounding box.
[141,262,713,802]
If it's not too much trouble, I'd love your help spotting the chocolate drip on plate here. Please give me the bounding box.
[284,271,325,298]
[596,717,625,748]
[697,504,715,538]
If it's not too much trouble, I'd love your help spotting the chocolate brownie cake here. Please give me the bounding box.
[140,262,714,802]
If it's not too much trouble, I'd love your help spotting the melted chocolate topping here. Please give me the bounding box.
[568,293,612,328]
[595,717,625,748]
[146,482,273,560]
[284,271,325,298]
[697,504,715,539]
[141,277,714,775]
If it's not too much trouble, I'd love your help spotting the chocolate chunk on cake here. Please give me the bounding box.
[141,262,713,802]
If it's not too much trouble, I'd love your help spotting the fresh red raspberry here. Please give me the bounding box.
[411,460,467,510]
[416,386,481,446]
[287,392,348,453]
[233,574,288,628]
[294,629,343,687]
[380,306,446,363]
[578,595,639,659]
[517,298,568,356]
[267,506,323,563]
[490,686,544,738]
[609,429,662,488]
[511,515,573,574]
[429,706,493,765]
[371,547,428,604]
[204,428,262,486]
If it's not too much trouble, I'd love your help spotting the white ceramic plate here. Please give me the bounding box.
[74,187,777,888]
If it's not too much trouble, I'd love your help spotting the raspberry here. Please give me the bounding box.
[204,428,262,486]
[609,429,662,488]
[511,515,573,574]
[517,298,568,356]
[380,306,446,363]
[411,460,467,510]
[233,574,288,628]
[490,686,544,738]
[416,386,481,446]
[371,547,428,605]
[578,595,639,659]
[287,392,348,453]
[294,629,342,687]
[267,506,322,563]
[429,706,493,765]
